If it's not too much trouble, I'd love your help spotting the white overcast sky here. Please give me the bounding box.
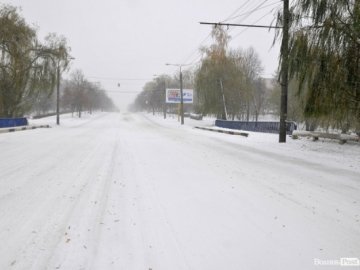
[5,0,282,110]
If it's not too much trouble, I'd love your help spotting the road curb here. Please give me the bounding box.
[195,126,249,137]
[0,125,51,134]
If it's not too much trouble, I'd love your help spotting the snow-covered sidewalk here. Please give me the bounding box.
[146,112,360,175]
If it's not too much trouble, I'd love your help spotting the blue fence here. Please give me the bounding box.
[0,118,28,128]
[215,120,297,135]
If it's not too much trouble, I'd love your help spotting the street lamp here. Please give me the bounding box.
[165,63,191,125]
[56,56,75,125]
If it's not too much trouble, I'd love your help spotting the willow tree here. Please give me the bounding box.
[195,26,242,119]
[195,26,266,120]
[276,0,360,131]
[0,5,70,117]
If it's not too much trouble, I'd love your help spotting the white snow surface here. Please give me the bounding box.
[0,112,359,270]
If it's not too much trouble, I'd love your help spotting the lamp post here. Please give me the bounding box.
[162,78,167,119]
[56,56,74,125]
[165,63,191,125]
[56,60,60,125]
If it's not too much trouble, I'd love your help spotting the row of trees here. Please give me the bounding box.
[133,26,268,123]
[195,27,267,121]
[131,71,194,114]
[61,70,117,117]
[134,0,359,133]
[32,70,117,117]
[0,4,116,118]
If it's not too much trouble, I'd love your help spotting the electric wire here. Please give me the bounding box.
[230,2,281,41]
[225,0,280,24]
[181,0,263,65]
[180,0,282,73]
[226,0,280,37]
[220,0,253,23]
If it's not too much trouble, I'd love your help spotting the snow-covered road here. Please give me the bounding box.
[0,112,359,270]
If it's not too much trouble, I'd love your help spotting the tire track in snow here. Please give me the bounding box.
[0,114,120,269]
[45,137,120,270]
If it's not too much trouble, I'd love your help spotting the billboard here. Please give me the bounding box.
[166,89,193,104]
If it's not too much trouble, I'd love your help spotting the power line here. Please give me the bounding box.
[101,90,141,94]
[224,0,280,23]
[220,0,253,23]
[226,0,281,38]
[181,0,258,65]
[182,1,280,65]
[87,76,151,81]
[231,7,281,40]
[200,22,281,29]
[226,0,269,30]
[181,33,212,65]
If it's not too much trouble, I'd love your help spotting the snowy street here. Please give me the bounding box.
[0,112,359,270]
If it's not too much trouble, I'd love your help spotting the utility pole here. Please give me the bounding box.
[279,0,289,143]
[163,80,167,119]
[55,55,74,125]
[179,67,184,125]
[219,79,227,120]
[200,1,290,143]
[56,61,60,125]
[166,63,191,125]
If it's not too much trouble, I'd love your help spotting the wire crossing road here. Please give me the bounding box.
[0,113,359,270]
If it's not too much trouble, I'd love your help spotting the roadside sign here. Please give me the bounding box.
[166,89,193,104]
